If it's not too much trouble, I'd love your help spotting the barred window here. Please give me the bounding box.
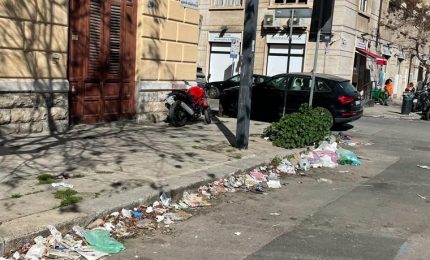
[213,0,242,7]
[359,0,368,12]
[273,0,307,4]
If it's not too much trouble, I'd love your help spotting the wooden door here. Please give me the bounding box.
[69,0,137,124]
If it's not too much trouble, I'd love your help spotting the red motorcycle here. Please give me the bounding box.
[165,84,211,127]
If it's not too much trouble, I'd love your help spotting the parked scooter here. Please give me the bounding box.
[412,86,428,112]
[421,86,430,120]
[165,82,211,127]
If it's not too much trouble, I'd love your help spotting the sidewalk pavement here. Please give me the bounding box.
[364,104,423,120]
[0,117,296,255]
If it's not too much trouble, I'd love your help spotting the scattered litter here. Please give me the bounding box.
[12,252,20,260]
[250,184,265,194]
[417,165,430,170]
[110,212,120,217]
[317,178,333,184]
[264,137,269,140]
[156,215,165,223]
[267,180,281,189]
[160,192,171,207]
[75,246,109,260]
[277,160,296,174]
[9,135,371,260]
[87,219,105,229]
[51,182,74,189]
[121,208,132,218]
[299,157,310,171]
[249,170,267,182]
[337,148,361,166]
[136,219,154,230]
[320,155,338,168]
[417,193,427,200]
[25,237,46,260]
[72,226,85,238]
[164,217,174,225]
[103,222,115,232]
[83,229,125,254]
[181,191,211,208]
[132,211,143,219]
[272,224,281,228]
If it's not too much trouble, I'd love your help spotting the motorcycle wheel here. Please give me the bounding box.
[207,87,220,99]
[169,101,188,127]
[204,108,212,124]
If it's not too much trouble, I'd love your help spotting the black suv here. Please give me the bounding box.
[220,73,363,124]
[205,74,269,99]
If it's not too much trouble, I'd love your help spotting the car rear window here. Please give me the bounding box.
[338,81,358,96]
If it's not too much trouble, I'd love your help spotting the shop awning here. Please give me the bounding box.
[356,48,387,65]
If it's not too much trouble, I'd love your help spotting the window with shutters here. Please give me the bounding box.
[88,0,102,78]
[108,4,121,76]
[359,0,368,12]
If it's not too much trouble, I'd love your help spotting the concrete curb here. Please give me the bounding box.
[0,148,299,256]
[363,114,422,120]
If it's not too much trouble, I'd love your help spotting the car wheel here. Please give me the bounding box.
[207,87,220,99]
[425,109,430,121]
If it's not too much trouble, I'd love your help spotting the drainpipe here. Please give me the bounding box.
[376,0,383,49]
[407,54,414,84]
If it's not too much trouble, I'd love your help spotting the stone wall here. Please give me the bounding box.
[0,0,69,133]
[136,81,192,123]
[0,93,68,134]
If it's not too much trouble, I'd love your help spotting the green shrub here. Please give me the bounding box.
[37,174,55,185]
[271,156,283,166]
[54,189,83,207]
[263,104,332,149]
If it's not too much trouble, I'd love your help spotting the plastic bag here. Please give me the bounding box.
[315,141,338,152]
[336,148,361,166]
[277,160,296,174]
[83,229,125,254]
[299,157,310,171]
[320,155,338,168]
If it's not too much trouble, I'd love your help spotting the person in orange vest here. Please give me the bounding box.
[384,79,394,106]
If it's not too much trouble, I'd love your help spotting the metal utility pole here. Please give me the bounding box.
[309,30,321,107]
[323,42,328,74]
[236,0,259,149]
[376,0,383,49]
[282,9,294,116]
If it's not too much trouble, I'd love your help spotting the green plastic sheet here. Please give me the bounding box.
[83,229,125,254]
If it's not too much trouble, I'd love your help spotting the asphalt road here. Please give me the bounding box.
[112,117,430,260]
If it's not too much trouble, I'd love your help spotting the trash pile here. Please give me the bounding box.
[4,137,362,260]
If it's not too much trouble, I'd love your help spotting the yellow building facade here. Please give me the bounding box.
[0,0,199,133]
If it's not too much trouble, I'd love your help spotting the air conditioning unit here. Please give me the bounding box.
[263,14,279,28]
[288,18,306,28]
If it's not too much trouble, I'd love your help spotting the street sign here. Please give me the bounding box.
[274,8,312,18]
[180,0,198,10]
[230,38,240,59]
[309,0,336,42]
